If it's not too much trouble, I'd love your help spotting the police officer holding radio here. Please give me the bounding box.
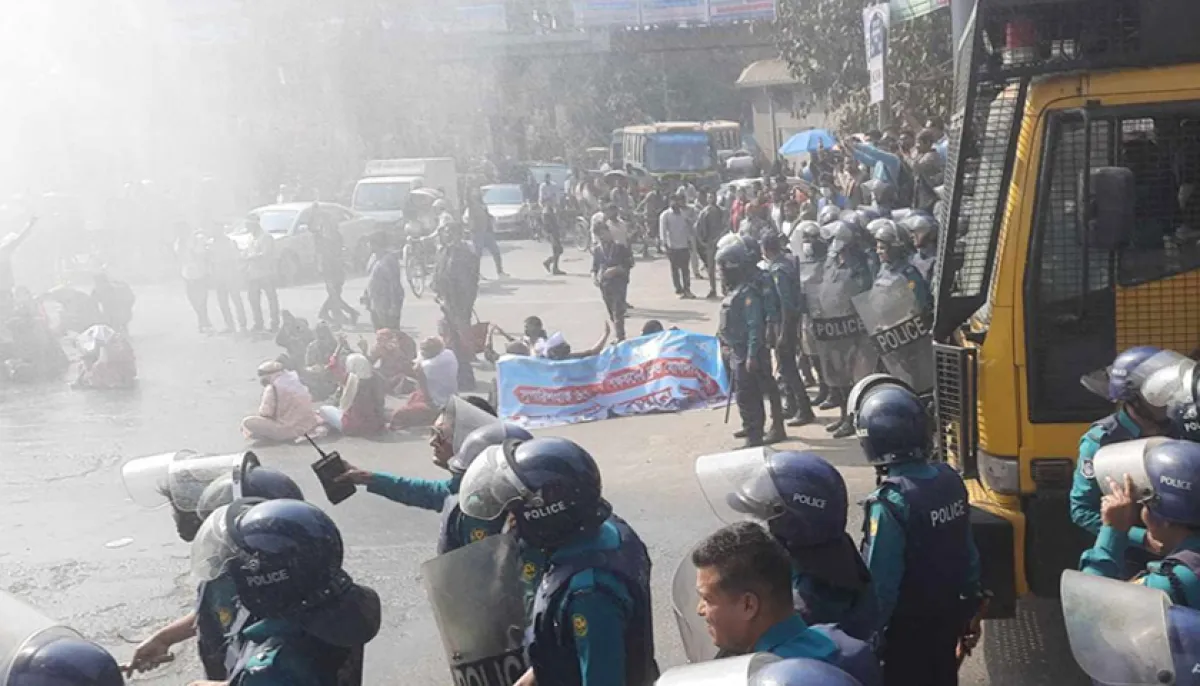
[850,375,981,686]
[1081,438,1200,607]
[458,436,658,686]
[0,591,126,686]
[190,498,381,686]
[121,451,304,681]
[761,234,816,428]
[1072,347,1177,552]
[694,448,876,641]
[336,395,532,553]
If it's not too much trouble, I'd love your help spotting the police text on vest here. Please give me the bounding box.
[931,500,967,527]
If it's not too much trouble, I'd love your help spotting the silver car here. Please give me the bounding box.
[231,202,377,285]
[480,184,530,238]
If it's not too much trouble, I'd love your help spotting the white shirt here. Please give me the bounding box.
[590,212,629,246]
[421,349,459,408]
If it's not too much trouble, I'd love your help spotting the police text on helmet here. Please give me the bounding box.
[792,493,827,509]
[931,500,967,527]
[523,500,568,520]
[1161,474,1194,491]
[244,569,290,587]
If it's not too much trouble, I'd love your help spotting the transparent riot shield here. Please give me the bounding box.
[0,591,85,684]
[808,271,867,388]
[654,653,780,686]
[672,554,720,663]
[694,448,782,525]
[1061,570,1176,685]
[445,395,500,455]
[1093,437,1168,501]
[122,450,259,512]
[422,531,529,686]
[852,278,934,393]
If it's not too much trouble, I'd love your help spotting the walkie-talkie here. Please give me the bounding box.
[305,435,357,505]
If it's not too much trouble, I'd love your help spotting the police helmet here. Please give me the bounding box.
[817,204,841,226]
[824,221,857,256]
[716,240,753,272]
[751,658,863,686]
[854,207,882,228]
[225,499,348,620]
[797,220,822,242]
[762,451,848,547]
[1143,440,1200,527]
[760,231,785,255]
[849,374,929,466]
[899,213,939,243]
[838,209,862,230]
[741,235,763,261]
[869,218,912,251]
[1108,346,1166,403]
[447,422,533,475]
[195,466,304,520]
[458,437,611,549]
[7,636,125,686]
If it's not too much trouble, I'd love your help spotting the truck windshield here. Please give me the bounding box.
[353,181,412,212]
[646,133,713,173]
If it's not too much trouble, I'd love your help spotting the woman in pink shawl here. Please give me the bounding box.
[241,360,320,443]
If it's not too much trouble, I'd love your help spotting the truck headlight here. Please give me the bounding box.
[979,449,1019,495]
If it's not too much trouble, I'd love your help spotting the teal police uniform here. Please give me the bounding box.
[227,617,363,686]
[791,571,872,638]
[750,613,839,661]
[862,462,982,633]
[195,574,240,679]
[873,258,933,312]
[1069,409,1150,548]
[1080,530,1200,608]
[367,472,504,549]
[720,282,768,441]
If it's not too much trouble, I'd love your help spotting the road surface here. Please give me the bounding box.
[0,240,1087,684]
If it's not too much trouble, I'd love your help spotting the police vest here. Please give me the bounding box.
[756,271,781,324]
[719,284,758,360]
[526,516,658,686]
[1150,549,1200,608]
[226,608,364,686]
[768,257,804,316]
[784,537,877,642]
[809,624,883,686]
[863,463,971,623]
[195,576,238,680]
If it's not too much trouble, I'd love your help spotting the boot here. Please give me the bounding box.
[811,383,829,407]
[742,434,765,448]
[733,428,748,439]
[800,356,818,388]
[825,415,847,434]
[831,419,856,439]
[764,421,787,445]
[787,409,815,427]
[818,386,840,411]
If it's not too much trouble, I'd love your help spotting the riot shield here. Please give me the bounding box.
[445,396,500,455]
[1061,570,1176,685]
[808,269,872,387]
[694,447,782,525]
[852,278,934,393]
[422,531,529,686]
[654,653,780,686]
[0,591,85,684]
[1093,437,1168,501]
[797,261,823,357]
[122,450,259,512]
[672,554,720,663]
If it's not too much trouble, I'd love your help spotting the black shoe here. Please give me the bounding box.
[706,291,719,300]
[787,412,815,427]
[742,435,765,448]
[825,417,846,434]
[733,428,748,439]
[553,269,566,275]
[764,423,787,445]
[831,421,856,439]
[543,260,552,274]
[811,385,829,406]
[818,397,839,411]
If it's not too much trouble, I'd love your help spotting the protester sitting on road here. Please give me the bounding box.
[532,325,611,361]
[319,353,388,437]
[275,310,314,369]
[72,324,136,390]
[359,328,417,395]
[390,337,460,430]
[242,360,321,443]
[91,273,135,334]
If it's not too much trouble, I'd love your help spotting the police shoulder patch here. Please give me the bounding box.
[469,528,487,542]
[1081,459,1095,479]
[907,279,916,290]
[522,562,538,582]
[572,614,588,637]
[744,296,753,308]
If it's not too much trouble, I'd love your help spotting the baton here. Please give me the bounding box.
[724,361,736,424]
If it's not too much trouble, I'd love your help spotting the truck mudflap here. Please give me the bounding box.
[970,504,1016,619]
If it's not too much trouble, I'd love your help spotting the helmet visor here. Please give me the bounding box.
[458,444,525,521]
[694,448,783,524]
[445,396,499,456]
[1061,570,1174,685]
[190,500,256,581]
[0,592,83,685]
[1141,357,1197,410]
[121,450,199,509]
[123,451,258,512]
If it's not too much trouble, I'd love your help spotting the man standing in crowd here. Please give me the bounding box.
[592,223,635,341]
[912,129,945,213]
[465,189,505,278]
[205,222,245,334]
[242,216,280,333]
[433,222,480,390]
[314,212,359,327]
[694,191,724,300]
[365,232,405,331]
[660,192,695,299]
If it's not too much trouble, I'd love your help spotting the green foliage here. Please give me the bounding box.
[774,1,953,132]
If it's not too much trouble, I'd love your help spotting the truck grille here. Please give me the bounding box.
[933,342,979,477]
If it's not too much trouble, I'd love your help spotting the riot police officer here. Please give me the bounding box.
[193,498,381,685]
[762,233,815,427]
[121,451,304,681]
[898,213,938,283]
[694,448,876,640]
[1,592,124,686]
[1082,438,1200,606]
[458,437,657,686]
[850,375,981,686]
[868,219,932,312]
[789,221,825,393]
[717,241,770,447]
[1072,347,1176,550]
[746,235,789,443]
[337,395,532,553]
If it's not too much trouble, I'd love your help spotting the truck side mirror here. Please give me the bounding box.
[1079,167,1135,251]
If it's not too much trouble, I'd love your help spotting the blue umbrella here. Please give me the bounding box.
[778,128,837,156]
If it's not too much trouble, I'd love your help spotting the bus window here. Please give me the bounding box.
[645,133,713,173]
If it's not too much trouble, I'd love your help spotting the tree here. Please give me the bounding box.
[774,1,953,132]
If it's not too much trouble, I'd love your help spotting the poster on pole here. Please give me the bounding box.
[889,0,949,22]
[572,0,641,27]
[863,5,891,105]
[640,0,707,24]
[708,0,778,23]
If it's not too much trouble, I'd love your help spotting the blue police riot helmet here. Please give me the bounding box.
[838,209,862,229]
[1169,401,1200,442]
[7,636,125,686]
[458,437,612,549]
[1168,604,1200,684]
[1108,346,1165,403]
[716,240,753,272]
[898,212,939,242]
[194,466,304,520]
[227,499,348,620]
[849,375,930,466]
[764,451,848,547]
[447,421,533,475]
[797,220,823,242]
[760,231,785,254]
[824,221,857,256]
[817,205,841,226]
[1143,440,1200,527]
[750,658,863,686]
[741,235,763,261]
[854,207,882,228]
[867,218,909,248]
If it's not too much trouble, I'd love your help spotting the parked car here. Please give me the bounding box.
[230,202,376,285]
[479,184,529,238]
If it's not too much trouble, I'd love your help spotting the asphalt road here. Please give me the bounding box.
[0,240,1088,685]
